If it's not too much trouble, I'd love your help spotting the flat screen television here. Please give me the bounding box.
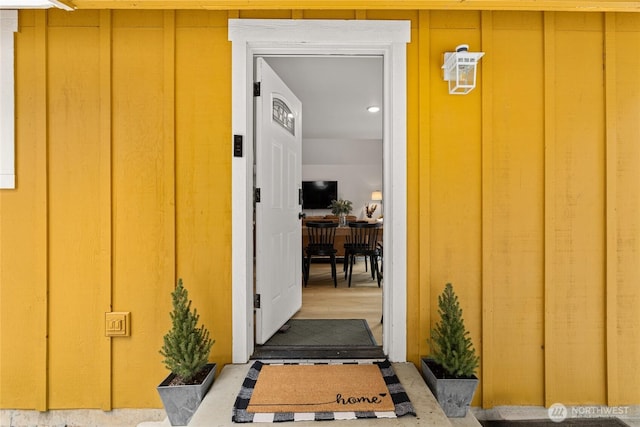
[302,180,338,210]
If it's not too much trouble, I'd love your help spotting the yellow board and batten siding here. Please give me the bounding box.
[611,13,640,407]
[0,7,639,410]
[545,12,607,406]
[481,11,546,406]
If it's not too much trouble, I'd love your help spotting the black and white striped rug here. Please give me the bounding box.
[232,359,416,423]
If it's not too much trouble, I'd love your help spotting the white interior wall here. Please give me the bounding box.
[302,138,383,219]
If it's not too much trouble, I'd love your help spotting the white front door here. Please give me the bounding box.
[254,57,303,345]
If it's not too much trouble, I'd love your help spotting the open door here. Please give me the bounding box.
[254,57,303,345]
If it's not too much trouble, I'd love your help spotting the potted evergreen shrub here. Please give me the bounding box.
[422,283,480,418]
[157,278,216,426]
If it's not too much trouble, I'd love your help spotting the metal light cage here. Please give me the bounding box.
[442,45,485,95]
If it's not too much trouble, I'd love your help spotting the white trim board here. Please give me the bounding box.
[228,19,410,363]
[0,10,17,189]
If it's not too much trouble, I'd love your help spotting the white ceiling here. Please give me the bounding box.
[264,56,383,141]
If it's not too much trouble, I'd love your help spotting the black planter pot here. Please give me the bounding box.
[157,363,217,426]
[421,358,478,418]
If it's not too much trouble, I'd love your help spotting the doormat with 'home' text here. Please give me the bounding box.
[232,359,415,423]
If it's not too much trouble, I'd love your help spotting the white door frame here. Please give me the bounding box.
[229,19,410,363]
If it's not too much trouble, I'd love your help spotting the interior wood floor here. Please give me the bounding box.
[293,259,383,345]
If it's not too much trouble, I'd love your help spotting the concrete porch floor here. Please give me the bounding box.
[139,361,481,427]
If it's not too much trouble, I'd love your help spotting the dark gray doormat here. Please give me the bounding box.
[252,319,384,360]
[264,319,376,346]
[480,419,629,426]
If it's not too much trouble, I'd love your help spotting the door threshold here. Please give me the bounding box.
[251,345,385,360]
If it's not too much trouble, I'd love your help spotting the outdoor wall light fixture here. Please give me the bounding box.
[442,44,485,95]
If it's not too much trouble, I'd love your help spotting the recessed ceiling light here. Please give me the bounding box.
[367,106,380,113]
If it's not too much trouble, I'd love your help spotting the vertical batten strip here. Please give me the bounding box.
[164,10,177,282]
[480,10,494,409]
[417,10,431,361]
[99,9,113,411]
[542,11,556,408]
[603,12,618,407]
[34,10,49,412]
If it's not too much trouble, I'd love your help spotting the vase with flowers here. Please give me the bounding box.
[365,203,377,219]
[328,199,353,226]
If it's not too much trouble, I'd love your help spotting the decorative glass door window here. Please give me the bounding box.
[272,98,295,135]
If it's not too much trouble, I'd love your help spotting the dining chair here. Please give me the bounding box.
[303,221,339,287]
[343,222,382,288]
